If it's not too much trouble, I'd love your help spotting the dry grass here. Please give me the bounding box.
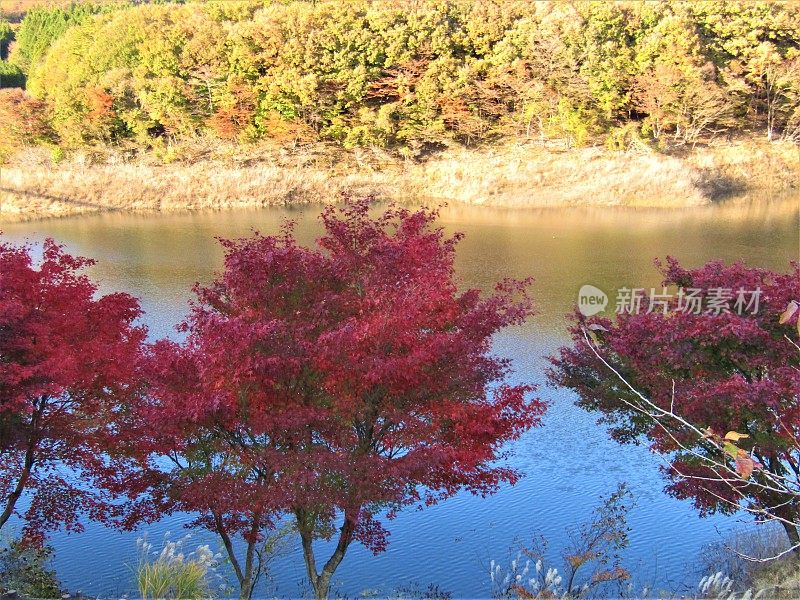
[1,0,125,20]
[698,524,800,599]
[0,0,46,13]
[751,556,800,599]
[700,524,790,588]
[0,138,796,222]
[687,138,800,195]
[0,144,385,221]
[410,143,712,208]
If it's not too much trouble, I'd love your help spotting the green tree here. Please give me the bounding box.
[10,3,108,74]
[0,18,12,61]
[633,7,736,145]
[689,1,800,140]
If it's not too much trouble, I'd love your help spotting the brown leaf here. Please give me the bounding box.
[724,431,749,442]
[736,454,755,479]
[510,585,534,600]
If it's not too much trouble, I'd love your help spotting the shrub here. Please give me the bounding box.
[490,484,632,599]
[0,539,62,599]
[0,60,24,89]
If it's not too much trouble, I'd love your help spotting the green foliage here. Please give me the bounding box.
[0,60,24,89]
[604,122,644,152]
[0,540,62,600]
[50,145,65,163]
[0,18,13,60]
[15,0,800,152]
[0,19,11,42]
[9,2,117,74]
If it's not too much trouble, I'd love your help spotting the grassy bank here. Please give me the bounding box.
[1,137,798,222]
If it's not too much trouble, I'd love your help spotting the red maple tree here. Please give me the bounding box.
[142,200,544,599]
[0,239,146,544]
[549,258,800,546]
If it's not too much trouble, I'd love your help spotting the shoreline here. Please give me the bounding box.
[0,139,798,223]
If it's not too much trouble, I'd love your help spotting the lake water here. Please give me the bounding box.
[3,198,799,598]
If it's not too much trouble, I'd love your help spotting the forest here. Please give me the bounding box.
[0,0,799,160]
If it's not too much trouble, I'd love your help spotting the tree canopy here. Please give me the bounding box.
[138,200,543,599]
[549,258,800,546]
[0,239,146,543]
[1,0,797,151]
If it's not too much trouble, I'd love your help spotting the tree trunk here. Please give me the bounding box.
[781,519,800,552]
[239,517,261,600]
[774,502,800,553]
[214,512,256,600]
[0,400,44,531]
[0,441,36,530]
[298,511,357,600]
[314,572,333,600]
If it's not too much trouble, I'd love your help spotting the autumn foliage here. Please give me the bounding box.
[0,239,146,543]
[0,89,52,160]
[7,1,799,151]
[1,203,797,595]
[140,200,543,599]
[549,258,800,544]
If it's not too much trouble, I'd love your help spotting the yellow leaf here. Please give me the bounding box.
[779,301,799,325]
[724,431,749,442]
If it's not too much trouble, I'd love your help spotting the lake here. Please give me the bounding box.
[3,198,799,598]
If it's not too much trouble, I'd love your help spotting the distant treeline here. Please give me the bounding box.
[1,0,799,155]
